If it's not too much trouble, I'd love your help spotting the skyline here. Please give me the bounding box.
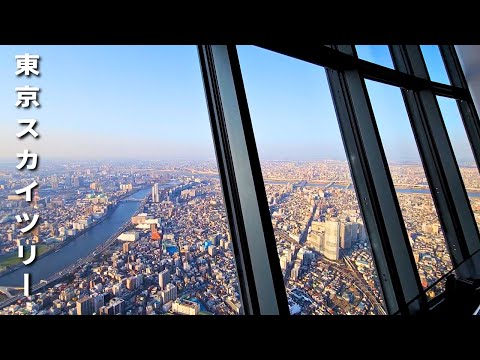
[0,45,478,316]
[0,45,475,164]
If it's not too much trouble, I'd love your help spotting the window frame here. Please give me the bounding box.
[198,44,480,315]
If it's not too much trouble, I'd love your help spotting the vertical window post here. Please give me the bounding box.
[441,46,480,186]
[390,45,480,272]
[198,45,289,315]
[326,45,426,314]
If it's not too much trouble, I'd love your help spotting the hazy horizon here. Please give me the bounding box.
[1,156,477,167]
[0,45,475,164]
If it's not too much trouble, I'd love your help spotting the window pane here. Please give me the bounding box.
[355,45,394,69]
[0,46,241,315]
[238,45,386,315]
[365,80,453,299]
[456,46,480,119]
[420,45,450,84]
[437,96,480,231]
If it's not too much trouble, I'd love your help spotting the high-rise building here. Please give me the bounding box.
[158,269,170,290]
[291,258,301,281]
[280,255,288,271]
[151,223,162,241]
[76,296,93,315]
[112,284,122,296]
[73,176,84,188]
[126,277,137,290]
[311,220,323,232]
[160,283,177,304]
[120,183,133,190]
[306,231,324,253]
[59,289,75,302]
[207,245,217,257]
[131,213,148,225]
[358,222,368,241]
[99,297,125,315]
[51,175,59,189]
[150,223,157,233]
[172,298,200,315]
[340,222,358,249]
[225,298,242,315]
[123,242,130,253]
[152,183,160,203]
[324,220,340,261]
[92,293,105,314]
[286,249,292,263]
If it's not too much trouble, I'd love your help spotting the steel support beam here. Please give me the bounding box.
[198,45,290,315]
[390,45,480,274]
[257,44,469,100]
[326,45,426,314]
[441,45,480,184]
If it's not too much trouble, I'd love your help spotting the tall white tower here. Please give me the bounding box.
[152,183,159,203]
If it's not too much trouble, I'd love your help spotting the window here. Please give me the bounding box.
[365,80,453,299]
[237,46,386,315]
[420,45,450,84]
[355,45,394,69]
[0,46,242,315]
[437,96,480,231]
[200,44,480,314]
[1,44,477,315]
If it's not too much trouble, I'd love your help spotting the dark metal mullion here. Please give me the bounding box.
[198,46,257,315]
[256,44,469,101]
[440,46,471,89]
[225,46,291,313]
[327,68,399,314]
[440,45,480,178]
[390,45,468,267]
[198,45,289,315]
[326,45,425,314]
[391,45,480,265]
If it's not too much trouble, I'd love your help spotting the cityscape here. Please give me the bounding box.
[0,159,478,315]
[0,45,478,315]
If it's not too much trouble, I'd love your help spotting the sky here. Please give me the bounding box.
[0,46,214,161]
[0,45,474,164]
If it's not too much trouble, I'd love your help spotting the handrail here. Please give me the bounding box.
[392,248,480,315]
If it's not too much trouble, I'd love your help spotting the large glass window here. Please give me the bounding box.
[365,80,453,299]
[355,45,394,69]
[437,96,480,231]
[238,46,386,315]
[420,45,451,84]
[0,44,476,316]
[0,46,241,315]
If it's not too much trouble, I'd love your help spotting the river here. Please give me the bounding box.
[0,188,151,288]
[1,177,477,288]
[264,180,480,197]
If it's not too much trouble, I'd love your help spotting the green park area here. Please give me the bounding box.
[199,311,213,315]
[0,244,50,270]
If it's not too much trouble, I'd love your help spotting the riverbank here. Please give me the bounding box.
[0,190,151,309]
[0,187,150,278]
[264,179,480,196]
[0,244,50,271]
[0,202,116,277]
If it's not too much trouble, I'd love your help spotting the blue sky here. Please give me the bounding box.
[0,46,213,161]
[0,45,474,164]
